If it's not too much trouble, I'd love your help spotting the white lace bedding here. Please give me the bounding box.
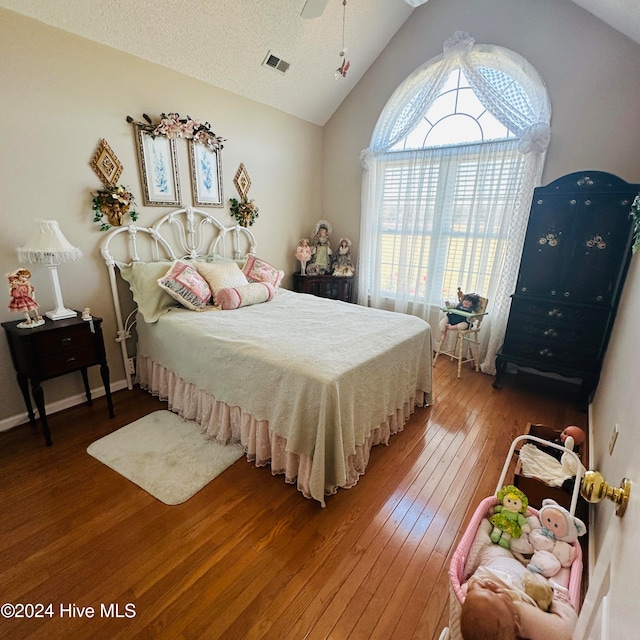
[135,288,433,505]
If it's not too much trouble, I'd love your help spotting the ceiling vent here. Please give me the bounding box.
[263,51,290,74]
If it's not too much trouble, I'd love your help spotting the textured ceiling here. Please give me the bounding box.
[0,0,413,126]
[1,1,638,126]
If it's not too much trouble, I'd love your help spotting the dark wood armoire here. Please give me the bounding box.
[493,171,639,405]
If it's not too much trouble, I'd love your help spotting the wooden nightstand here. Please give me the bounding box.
[2,312,114,446]
[293,273,355,303]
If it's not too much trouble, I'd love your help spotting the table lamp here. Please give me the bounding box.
[17,219,82,320]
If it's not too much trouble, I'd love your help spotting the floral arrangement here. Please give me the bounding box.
[92,185,138,231]
[630,194,640,254]
[229,197,259,227]
[126,112,225,152]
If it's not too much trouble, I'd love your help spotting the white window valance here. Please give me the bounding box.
[369,31,551,154]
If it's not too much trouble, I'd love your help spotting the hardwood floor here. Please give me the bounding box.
[0,360,586,640]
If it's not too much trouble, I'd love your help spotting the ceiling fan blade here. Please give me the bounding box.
[301,0,329,19]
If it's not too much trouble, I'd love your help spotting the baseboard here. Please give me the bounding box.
[0,379,130,433]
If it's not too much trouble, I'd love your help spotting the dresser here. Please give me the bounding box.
[293,273,355,303]
[2,313,114,445]
[493,171,639,405]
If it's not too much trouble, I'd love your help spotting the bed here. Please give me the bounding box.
[101,207,433,506]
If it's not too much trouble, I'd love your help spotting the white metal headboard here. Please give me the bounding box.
[101,206,257,389]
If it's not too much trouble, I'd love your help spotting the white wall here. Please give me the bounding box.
[0,9,322,426]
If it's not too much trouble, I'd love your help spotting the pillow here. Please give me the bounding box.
[118,261,178,323]
[242,255,284,289]
[196,261,248,296]
[158,260,212,310]
[216,282,276,310]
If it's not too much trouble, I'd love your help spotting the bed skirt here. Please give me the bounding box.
[136,355,427,506]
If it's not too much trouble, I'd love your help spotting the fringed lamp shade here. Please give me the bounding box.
[18,219,82,320]
[18,219,82,264]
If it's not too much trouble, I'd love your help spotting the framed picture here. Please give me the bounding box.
[189,140,223,207]
[134,124,181,206]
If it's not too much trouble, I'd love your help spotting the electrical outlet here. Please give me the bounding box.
[126,357,135,375]
[609,423,619,455]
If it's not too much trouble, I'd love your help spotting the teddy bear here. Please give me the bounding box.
[489,485,531,549]
[526,498,586,578]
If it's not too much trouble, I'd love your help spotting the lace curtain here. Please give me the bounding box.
[358,32,551,374]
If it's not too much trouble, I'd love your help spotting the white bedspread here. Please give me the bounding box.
[136,289,433,504]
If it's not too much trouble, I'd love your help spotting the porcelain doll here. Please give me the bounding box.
[332,237,354,277]
[8,268,44,328]
[295,238,312,275]
[307,221,333,275]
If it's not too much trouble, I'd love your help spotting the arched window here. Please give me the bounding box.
[358,32,551,373]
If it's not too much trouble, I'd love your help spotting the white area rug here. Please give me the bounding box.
[87,410,244,505]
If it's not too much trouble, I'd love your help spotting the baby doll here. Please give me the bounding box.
[527,499,586,578]
[489,485,531,548]
[438,292,480,344]
[461,572,577,640]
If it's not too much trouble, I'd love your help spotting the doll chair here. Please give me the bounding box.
[433,288,488,378]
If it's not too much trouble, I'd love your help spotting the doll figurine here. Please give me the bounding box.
[439,292,480,344]
[8,268,44,328]
[332,237,354,277]
[307,220,333,275]
[295,238,312,275]
[489,485,530,549]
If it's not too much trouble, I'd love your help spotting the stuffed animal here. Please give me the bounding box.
[489,485,531,549]
[527,498,586,578]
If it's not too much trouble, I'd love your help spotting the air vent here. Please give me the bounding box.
[263,51,290,74]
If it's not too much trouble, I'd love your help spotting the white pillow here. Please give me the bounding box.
[196,261,248,296]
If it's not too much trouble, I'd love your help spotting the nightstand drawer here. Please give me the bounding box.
[40,346,98,377]
[33,325,96,356]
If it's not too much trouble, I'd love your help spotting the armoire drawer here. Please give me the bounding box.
[500,337,597,370]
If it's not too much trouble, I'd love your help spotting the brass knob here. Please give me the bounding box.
[581,470,631,517]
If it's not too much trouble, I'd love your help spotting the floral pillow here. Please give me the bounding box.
[242,255,284,289]
[158,260,212,310]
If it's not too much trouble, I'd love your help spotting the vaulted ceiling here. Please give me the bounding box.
[1,0,638,126]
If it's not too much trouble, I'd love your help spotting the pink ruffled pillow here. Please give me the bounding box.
[158,260,212,310]
[216,282,276,310]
